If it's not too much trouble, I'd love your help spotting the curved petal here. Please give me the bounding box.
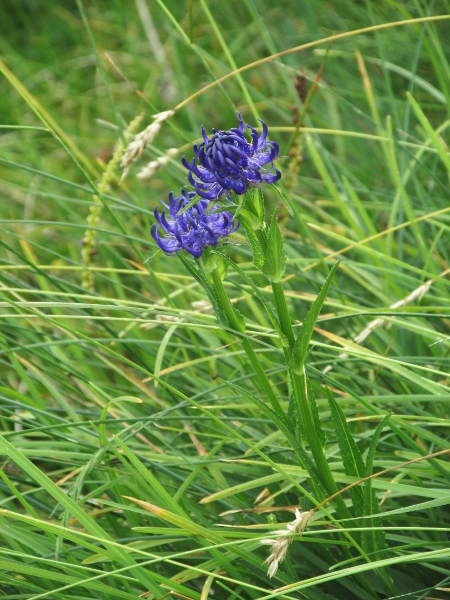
[257,119,268,148]
[153,206,162,225]
[260,168,281,184]
[195,180,222,200]
[244,168,262,182]
[160,210,176,234]
[230,112,244,135]
[245,123,259,152]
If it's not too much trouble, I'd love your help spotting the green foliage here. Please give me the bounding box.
[0,1,449,599]
[307,375,326,448]
[291,261,341,374]
[262,209,287,282]
[239,191,267,269]
[325,388,366,517]
[270,185,295,217]
[363,414,392,558]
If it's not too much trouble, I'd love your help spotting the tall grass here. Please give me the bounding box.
[0,1,449,599]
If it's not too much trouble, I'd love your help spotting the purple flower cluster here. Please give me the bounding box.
[182,114,281,200]
[151,189,239,259]
[152,114,280,257]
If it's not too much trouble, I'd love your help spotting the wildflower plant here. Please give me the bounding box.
[147,117,394,593]
[2,5,449,600]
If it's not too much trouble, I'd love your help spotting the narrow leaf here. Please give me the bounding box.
[363,414,392,559]
[214,250,288,346]
[179,254,227,327]
[365,414,392,479]
[307,375,326,448]
[325,388,365,517]
[291,261,340,373]
[271,184,294,216]
[114,436,188,518]
[407,92,450,172]
[239,212,265,269]
[222,379,291,435]
[262,209,286,283]
[0,435,164,597]
[154,324,177,387]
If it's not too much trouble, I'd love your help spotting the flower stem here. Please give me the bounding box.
[210,266,285,421]
[254,224,352,516]
[292,368,350,515]
[255,217,379,596]
[271,280,296,351]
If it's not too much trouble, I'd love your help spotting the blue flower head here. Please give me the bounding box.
[182,114,281,200]
[151,189,239,258]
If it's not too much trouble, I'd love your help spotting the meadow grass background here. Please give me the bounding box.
[0,1,449,598]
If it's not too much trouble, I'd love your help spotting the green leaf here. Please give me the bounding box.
[222,379,322,484]
[262,209,286,282]
[363,414,392,559]
[0,434,164,597]
[177,193,202,215]
[287,388,304,438]
[307,374,326,448]
[271,184,294,217]
[179,254,228,327]
[248,188,265,223]
[204,250,228,281]
[222,379,291,434]
[239,212,265,269]
[214,250,288,346]
[154,324,178,388]
[241,188,265,228]
[407,92,450,172]
[365,414,392,479]
[123,496,270,579]
[325,388,365,517]
[237,189,265,264]
[291,261,340,373]
[229,303,246,334]
[0,558,140,600]
[113,436,188,518]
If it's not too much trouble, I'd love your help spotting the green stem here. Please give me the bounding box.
[210,267,285,421]
[210,255,377,596]
[292,369,350,515]
[255,227,348,507]
[271,281,296,351]
[255,217,379,597]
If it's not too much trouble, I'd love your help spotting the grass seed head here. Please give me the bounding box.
[261,509,313,578]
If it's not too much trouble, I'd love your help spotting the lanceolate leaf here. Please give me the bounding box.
[365,413,392,479]
[222,379,291,435]
[307,375,326,448]
[291,261,340,374]
[214,250,288,346]
[239,213,265,269]
[262,209,286,283]
[179,254,228,328]
[271,184,294,217]
[154,324,177,388]
[248,188,265,224]
[407,92,450,172]
[239,189,266,269]
[363,414,392,559]
[325,388,365,517]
